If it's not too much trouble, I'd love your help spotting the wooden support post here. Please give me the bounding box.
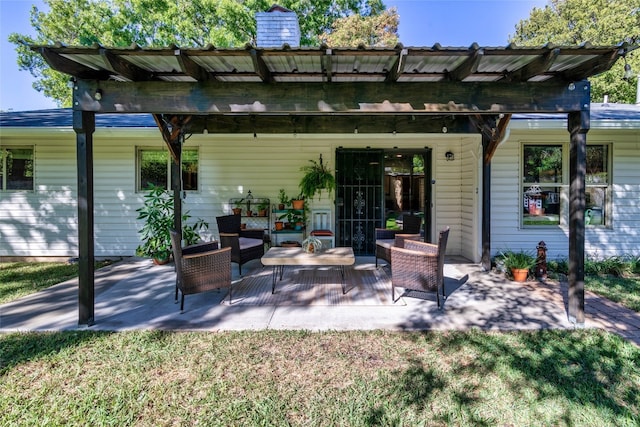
[481,134,492,271]
[171,137,182,235]
[73,110,95,326]
[568,109,589,325]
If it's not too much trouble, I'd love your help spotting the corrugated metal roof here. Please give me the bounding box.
[31,42,634,84]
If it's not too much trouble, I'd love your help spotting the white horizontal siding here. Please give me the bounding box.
[2,124,638,260]
[491,127,640,259]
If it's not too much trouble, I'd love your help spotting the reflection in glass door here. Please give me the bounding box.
[383,151,431,242]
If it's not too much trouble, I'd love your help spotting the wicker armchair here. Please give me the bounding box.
[216,215,265,275]
[390,227,450,307]
[170,230,232,311]
[375,215,423,267]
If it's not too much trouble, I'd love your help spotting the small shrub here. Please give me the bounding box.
[627,255,640,275]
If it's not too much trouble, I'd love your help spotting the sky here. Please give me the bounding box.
[0,0,548,112]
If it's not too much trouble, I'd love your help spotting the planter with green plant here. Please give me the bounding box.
[298,154,335,201]
[257,200,269,217]
[232,198,244,215]
[135,184,208,264]
[277,189,290,210]
[497,250,537,282]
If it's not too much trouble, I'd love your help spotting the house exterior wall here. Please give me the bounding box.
[490,121,640,260]
[1,129,466,259]
[2,111,638,262]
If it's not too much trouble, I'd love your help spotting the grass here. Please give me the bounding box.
[585,276,640,312]
[0,260,113,304]
[1,261,639,424]
[1,329,638,426]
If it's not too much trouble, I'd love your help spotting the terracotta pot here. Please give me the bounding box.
[278,204,285,210]
[240,223,247,230]
[511,268,529,282]
[232,208,242,215]
[291,199,305,210]
[153,255,171,265]
[275,221,284,231]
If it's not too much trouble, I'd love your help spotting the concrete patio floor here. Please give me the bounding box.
[1,256,639,347]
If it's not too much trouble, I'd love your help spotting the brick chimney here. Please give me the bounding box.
[256,5,300,48]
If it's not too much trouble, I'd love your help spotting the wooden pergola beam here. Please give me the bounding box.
[74,79,590,114]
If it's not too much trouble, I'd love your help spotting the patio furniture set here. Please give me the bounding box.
[170,213,450,311]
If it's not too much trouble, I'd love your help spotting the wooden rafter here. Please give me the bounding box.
[39,48,111,80]
[175,49,215,81]
[385,47,407,82]
[248,47,272,83]
[447,44,483,81]
[100,48,155,81]
[504,48,559,82]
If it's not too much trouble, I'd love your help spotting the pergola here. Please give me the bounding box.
[32,41,636,326]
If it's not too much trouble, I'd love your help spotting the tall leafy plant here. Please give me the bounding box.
[135,184,208,261]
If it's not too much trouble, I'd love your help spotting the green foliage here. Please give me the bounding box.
[277,188,290,206]
[497,250,537,270]
[1,330,639,424]
[298,156,336,200]
[320,7,398,47]
[510,0,640,104]
[9,0,388,106]
[135,184,208,260]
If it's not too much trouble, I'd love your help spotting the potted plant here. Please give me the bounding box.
[232,198,243,215]
[291,194,305,210]
[135,184,208,264]
[298,154,336,201]
[277,189,289,210]
[498,250,536,282]
[257,200,269,217]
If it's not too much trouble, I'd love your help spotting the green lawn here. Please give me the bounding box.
[1,329,639,426]
[0,261,113,304]
[586,275,640,313]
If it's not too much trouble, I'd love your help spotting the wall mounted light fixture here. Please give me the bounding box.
[94,89,103,101]
[445,151,455,161]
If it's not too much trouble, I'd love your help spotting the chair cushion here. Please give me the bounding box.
[238,237,264,250]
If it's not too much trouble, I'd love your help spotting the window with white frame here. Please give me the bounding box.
[136,147,199,192]
[522,144,564,226]
[521,143,611,227]
[1,146,34,191]
[585,145,610,227]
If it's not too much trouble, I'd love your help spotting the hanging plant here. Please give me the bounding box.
[298,154,336,201]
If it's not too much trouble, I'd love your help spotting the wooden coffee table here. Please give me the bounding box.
[261,247,355,294]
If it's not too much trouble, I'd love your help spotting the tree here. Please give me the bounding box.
[320,7,399,47]
[509,0,640,104]
[9,0,387,107]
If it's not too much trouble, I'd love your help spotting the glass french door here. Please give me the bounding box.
[335,149,384,255]
[335,148,432,255]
